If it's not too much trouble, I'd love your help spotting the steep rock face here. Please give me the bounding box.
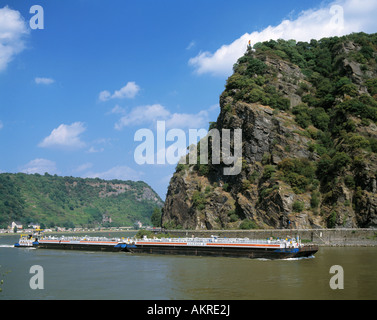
[163,99,321,230]
[162,33,377,230]
[217,99,313,164]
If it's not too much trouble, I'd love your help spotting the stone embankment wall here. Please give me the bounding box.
[161,229,377,247]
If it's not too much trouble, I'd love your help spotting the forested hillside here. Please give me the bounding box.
[163,32,377,230]
[0,173,163,229]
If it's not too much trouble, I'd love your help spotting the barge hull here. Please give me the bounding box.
[126,244,318,260]
[36,242,122,252]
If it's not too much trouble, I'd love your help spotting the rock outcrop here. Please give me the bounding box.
[162,33,377,230]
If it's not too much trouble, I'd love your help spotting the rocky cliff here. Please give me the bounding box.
[162,32,377,230]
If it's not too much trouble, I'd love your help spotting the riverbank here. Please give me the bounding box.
[160,228,377,247]
[0,229,139,236]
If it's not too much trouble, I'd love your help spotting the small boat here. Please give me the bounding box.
[14,234,37,248]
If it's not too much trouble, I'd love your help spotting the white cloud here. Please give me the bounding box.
[38,122,86,149]
[165,110,210,129]
[189,0,377,77]
[129,104,219,167]
[0,6,29,71]
[87,146,104,153]
[35,77,55,85]
[109,105,126,115]
[75,162,93,173]
[115,104,215,131]
[20,158,58,175]
[99,90,111,101]
[99,82,140,101]
[85,165,143,181]
[86,137,112,153]
[186,40,196,50]
[115,104,170,129]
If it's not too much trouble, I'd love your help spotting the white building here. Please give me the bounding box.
[10,221,23,231]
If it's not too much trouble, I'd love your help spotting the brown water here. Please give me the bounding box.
[1,234,376,300]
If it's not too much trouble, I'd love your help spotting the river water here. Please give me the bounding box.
[1,233,376,300]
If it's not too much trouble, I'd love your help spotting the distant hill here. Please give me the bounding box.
[0,173,163,229]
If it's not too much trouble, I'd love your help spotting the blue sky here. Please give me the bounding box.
[1,0,376,199]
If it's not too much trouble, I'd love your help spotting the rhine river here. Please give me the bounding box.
[1,233,376,300]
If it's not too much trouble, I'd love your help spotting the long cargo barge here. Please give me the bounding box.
[128,236,318,259]
[15,234,318,259]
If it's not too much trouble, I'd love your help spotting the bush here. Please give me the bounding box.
[292,104,331,131]
[337,97,377,122]
[317,152,351,178]
[345,134,370,151]
[336,77,358,97]
[278,158,316,193]
[246,88,265,103]
[310,192,320,209]
[369,138,377,153]
[198,164,209,176]
[239,219,258,230]
[176,164,186,173]
[344,175,355,189]
[263,165,276,179]
[192,191,206,211]
[296,113,311,128]
[292,104,311,128]
[327,211,338,228]
[249,170,260,184]
[292,201,305,213]
[287,173,310,194]
[245,58,268,76]
[365,78,377,96]
[276,97,291,111]
[361,45,374,60]
[228,209,239,222]
[331,152,351,173]
[310,108,330,131]
[259,185,279,200]
[241,179,252,191]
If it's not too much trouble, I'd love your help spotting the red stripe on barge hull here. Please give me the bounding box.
[128,244,318,259]
[206,243,281,248]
